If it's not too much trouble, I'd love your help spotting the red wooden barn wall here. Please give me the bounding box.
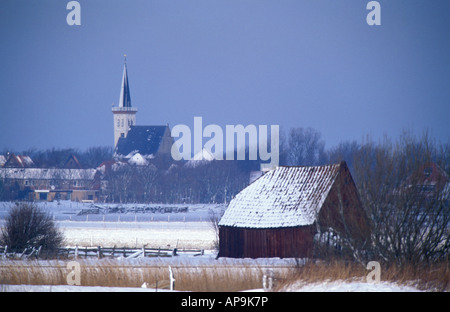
[218,225,315,258]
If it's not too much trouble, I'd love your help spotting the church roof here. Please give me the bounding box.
[115,125,168,157]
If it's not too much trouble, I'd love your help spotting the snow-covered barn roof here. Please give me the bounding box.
[219,163,343,229]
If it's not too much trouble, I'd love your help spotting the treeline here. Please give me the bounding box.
[4,146,114,168]
[3,128,449,205]
[104,158,253,204]
[308,130,449,266]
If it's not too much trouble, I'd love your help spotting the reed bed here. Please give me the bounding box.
[274,260,449,292]
[0,259,292,292]
[1,259,447,291]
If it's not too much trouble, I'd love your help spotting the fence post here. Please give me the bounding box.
[169,266,175,291]
[36,246,42,259]
[97,246,102,259]
[2,246,7,259]
[262,269,274,291]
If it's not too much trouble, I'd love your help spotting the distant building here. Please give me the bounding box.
[0,167,100,202]
[2,153,35,168]
[0,155,6,167]
[114,125,174,160]
[112,58,175,162]
[112,58,137,148]
[218,161,368,258]
[405,162,449,201]
[64,155,83,169]
[415,162,448,192]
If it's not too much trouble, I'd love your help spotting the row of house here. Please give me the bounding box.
[0,154,100,202]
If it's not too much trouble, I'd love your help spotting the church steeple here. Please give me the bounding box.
[119,56,132,108]
[112,55,137,148]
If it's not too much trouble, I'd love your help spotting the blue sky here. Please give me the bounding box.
[0,0,449,152]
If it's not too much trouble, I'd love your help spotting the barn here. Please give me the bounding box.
[217,161,368,258]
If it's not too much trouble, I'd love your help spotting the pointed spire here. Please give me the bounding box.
[119,55,132,108]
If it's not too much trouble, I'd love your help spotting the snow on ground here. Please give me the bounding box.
[1,284,171,292]
[0,201,222,249]
[1,281,422,292]
[60,221,215,249]
[280,279,423,292]
[0,201,225,222]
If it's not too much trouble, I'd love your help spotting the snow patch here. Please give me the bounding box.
[281,279,423,292]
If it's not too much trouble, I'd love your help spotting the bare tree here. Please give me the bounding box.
[353,132,449,266]
[79,146,113,168]
[0,203,64,252]
[286,127,327,166]
[208,206,225,250]
[135,164,159,202]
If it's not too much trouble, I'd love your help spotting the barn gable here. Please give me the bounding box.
[218,161,367,258]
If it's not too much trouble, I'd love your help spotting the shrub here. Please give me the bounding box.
[0,202,64,252]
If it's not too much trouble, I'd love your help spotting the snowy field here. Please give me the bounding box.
[60,221,215,249]
[0,201,222,249]
[279,280,422,292]
[0,201,225,222]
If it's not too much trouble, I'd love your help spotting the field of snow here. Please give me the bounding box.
[280,280,422,292]
[0,201,222,249]
[0,201,225,222]
[60,221,215,249]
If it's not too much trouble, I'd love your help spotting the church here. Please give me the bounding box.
[112,58,174,162]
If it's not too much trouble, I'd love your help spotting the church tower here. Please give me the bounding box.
[112,56,137,147]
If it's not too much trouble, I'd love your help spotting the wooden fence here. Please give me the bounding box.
[0,245,204,260]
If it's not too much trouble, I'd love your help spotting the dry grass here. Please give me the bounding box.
[0,259,281,292]
[274,260,449,292]
[379,262,449,292]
